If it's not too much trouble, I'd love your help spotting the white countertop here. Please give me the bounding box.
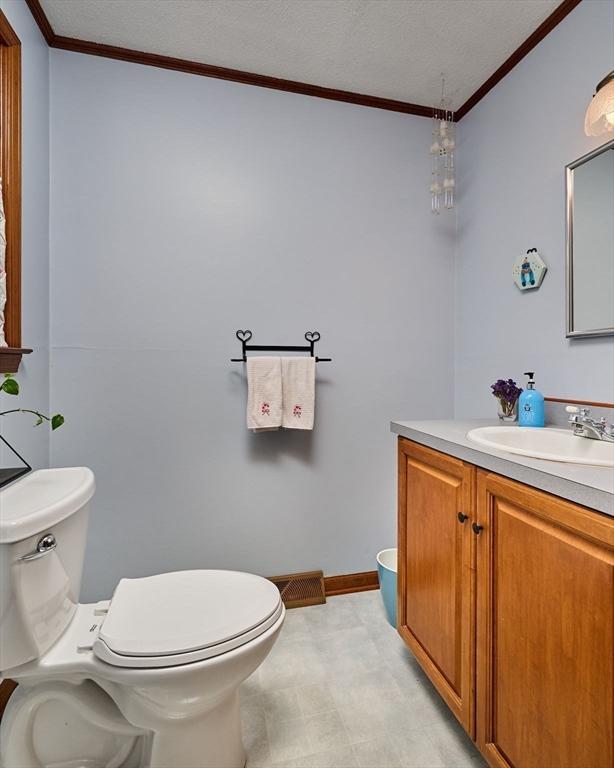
[390,419,614,518]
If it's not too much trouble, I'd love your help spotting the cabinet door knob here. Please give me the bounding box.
[472,523,484,535]
[457,512,469,523]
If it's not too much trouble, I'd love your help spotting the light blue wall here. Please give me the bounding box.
[454,0,614,417]
[6,0,612,600]
[0,0,49,470]
[49,51,456,600]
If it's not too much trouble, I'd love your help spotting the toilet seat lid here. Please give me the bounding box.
[96,570,282,659]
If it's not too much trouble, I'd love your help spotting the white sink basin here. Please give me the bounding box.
[467,426,614,467]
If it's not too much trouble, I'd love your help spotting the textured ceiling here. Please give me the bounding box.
[40,0,561,109]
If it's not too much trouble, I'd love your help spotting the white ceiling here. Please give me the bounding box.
[41,0,561,109]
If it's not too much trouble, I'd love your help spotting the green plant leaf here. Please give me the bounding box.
[34,416,44,426]
[51,413,65,430]
[0,377,19,395]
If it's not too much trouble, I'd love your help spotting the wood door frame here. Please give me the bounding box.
[397,437,476,736]
[476,470,614,768]
[0,10,21,350]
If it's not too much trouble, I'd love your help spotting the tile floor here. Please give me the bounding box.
[240,590,486,768]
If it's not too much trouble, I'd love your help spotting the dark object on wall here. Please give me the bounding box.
[0,432,31,488]
[231,330,332,363]
[0,348,32,373]
[269,570,326,609]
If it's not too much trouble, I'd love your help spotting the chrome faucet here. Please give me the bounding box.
[566,406,614,442]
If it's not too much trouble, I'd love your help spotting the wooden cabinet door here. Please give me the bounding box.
[397,439,475,734]
[476,471,614,768]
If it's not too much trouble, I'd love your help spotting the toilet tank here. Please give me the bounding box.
[0,468,95,672]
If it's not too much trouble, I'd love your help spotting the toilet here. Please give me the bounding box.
[0,467,285,768]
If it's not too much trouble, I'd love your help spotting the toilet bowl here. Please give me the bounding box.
[0,468,285,768]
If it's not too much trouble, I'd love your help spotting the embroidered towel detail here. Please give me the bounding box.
[281,357,315,430]
[247,357,282,431]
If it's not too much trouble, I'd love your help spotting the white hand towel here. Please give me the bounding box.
[281,357,315,430]
[247,357,282,431]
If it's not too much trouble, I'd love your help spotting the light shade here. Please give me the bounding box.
[585,72,614,136]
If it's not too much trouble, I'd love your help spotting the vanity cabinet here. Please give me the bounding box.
[398,437,614,768]
[397,440,475,734]
[476,471,614,768]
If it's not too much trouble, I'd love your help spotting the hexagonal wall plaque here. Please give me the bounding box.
[513,249,547,291]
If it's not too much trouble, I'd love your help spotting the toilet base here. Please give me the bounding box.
[0,681,246,768]
[0,680,146,768]
[145,690,245,768]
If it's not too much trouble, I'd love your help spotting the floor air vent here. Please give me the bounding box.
[268,570,326,609]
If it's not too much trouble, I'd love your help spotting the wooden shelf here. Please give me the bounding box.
[0,347,32,373]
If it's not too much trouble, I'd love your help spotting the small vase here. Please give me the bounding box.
[497,399,518,423]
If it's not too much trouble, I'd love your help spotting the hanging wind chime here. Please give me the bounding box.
[430,77,455,214]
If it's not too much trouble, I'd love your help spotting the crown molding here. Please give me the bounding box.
[26,0,582,120]
[52,32,435,117]
[455,0,582,119]
[24,0,433,117]
[24,0,53,44]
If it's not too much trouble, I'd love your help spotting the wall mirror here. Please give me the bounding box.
[566,140,614,338]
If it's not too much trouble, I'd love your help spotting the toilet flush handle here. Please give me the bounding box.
[19,533,57,561]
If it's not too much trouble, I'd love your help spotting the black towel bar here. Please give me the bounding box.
[230,330,332,363]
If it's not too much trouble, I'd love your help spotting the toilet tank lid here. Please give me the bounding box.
[0,467,95,543]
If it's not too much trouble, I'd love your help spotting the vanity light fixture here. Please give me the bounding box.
[430,76,455,214]
[585,71,614,136]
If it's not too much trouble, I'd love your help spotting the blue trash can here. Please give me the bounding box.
[376,548,397,628]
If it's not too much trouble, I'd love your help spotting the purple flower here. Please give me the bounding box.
[490,378,522,405]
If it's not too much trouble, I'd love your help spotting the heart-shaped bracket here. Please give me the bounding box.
[236,330,253,343]
[305,331,321,343]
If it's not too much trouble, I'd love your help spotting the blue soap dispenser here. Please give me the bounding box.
[518,371,545,427]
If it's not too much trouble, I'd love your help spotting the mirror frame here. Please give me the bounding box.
[566,139,614,339]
